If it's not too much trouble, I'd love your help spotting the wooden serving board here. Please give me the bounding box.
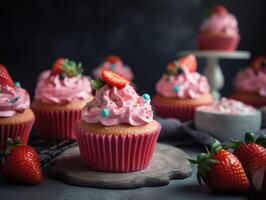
[50,143,192,189]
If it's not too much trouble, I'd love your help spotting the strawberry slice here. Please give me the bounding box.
[0,64,14,87]
[105,55,122,64]
[250,55,266,71]
[51,58,65,75]
[102,69,130,89]
[178,54,197,72]
[212,5,228,15]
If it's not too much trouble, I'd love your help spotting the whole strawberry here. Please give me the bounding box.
[189,139,250,193]
[0,138,42,185]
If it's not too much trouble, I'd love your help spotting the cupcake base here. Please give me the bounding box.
[197,33,240,51]
[152,94,213,122]
[0,109,35,151]
[76,120,161,172]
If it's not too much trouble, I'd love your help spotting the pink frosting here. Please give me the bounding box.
[82,84,153,126]
[0,86,30,117]
[35,70,93,104]
[93,61,134,80]
[197,98,257,115]
[234,68,266,97]
[200,13,239,35]
[156,69,210,99]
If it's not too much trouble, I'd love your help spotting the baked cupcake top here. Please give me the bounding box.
[82,69,153,126]
[234,56,266,97]
[199,5,239,36]
[156,54,210,99]
[35,58,93,104]
[0,65,30,117]
[92,55,134,81]
[197,98,257,115]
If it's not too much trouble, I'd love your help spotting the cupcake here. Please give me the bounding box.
[195,98,261,143]
[153,54,213,122]
[31,58,93,140]
[231,56,266,108]
[75,69,161,172]
[197,5,240,51]
[0,65,35,151]
[92,55,134,81]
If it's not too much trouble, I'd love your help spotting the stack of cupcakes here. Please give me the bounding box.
[31,58,93,140]
[0,65,35,150]
[75,69,161,172]
[153,54,213,122]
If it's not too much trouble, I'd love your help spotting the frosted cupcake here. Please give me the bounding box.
[232,56,266,107]
[76,69,161,172]
[153,54,213,122]
[195,98,261,142]
[92,55,134,81]
[0,65,35,151]
[197,5,240,51]
[31,58,93,140]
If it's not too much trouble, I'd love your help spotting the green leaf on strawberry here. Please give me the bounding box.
[51,58,84,77]
[91,78,105,90]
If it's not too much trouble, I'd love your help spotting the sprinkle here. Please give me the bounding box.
[9,96,20,104]
[101,108,109,118]
[172,85,179,93]
[142,93,151,102]
[110,64,116,70]
[14,82,21,87]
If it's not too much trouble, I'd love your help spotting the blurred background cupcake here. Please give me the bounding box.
[76,69,160,172]
[0,65,35,151]
[153,54,213,122]
[31,58,93,140]
[231,55,266,107]
[92,55,134,81]
[197,5,240,51]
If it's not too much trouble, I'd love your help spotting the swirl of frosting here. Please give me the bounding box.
[197,98,257,115]
[156,69,210,99]
[93,61,134,81]
[35,70,93,104]
[82,84,153,126]
[234,68,266,97]
[0,86,30,117]
[200,12,239,35]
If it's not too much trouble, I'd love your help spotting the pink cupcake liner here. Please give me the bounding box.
[76,122,161,172]
[0,119,35,151]
[33,109,82,140]
[197,34,240,51]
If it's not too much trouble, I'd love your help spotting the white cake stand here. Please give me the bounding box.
[179,50,251,99]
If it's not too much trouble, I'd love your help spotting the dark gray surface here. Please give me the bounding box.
[0,145,251,200]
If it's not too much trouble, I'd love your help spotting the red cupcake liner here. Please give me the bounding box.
[197,34,240,51]
[0,119,35,151]
[76,122,161,172]
[33,109,82,140]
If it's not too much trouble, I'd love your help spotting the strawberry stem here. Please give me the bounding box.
[245,132,255,144]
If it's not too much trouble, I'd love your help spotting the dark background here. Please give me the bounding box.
[0,0,265,98]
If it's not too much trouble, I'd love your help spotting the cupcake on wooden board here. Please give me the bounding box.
[92,55,134,81]
[153,54,213,122]
[31,58,93,140]
[197,5,240,51]
[76,69,161,172]
[231,55,266,108]
[0,65,35,151]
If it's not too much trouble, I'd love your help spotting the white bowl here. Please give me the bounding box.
[195,110,262,143]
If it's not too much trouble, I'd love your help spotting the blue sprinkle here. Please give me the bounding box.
[9,96,20,104]
[14,82,21,87]
[101,108,109,118]
[142,93,151,101]
[110,64,116,70]
[172,85,179,93]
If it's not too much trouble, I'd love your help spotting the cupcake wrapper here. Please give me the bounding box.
[197,35,240,51]
[33,109,81,140]
[76,123,160,172]
[0,119,35,151]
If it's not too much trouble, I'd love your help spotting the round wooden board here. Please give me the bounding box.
[50,143,192,189]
